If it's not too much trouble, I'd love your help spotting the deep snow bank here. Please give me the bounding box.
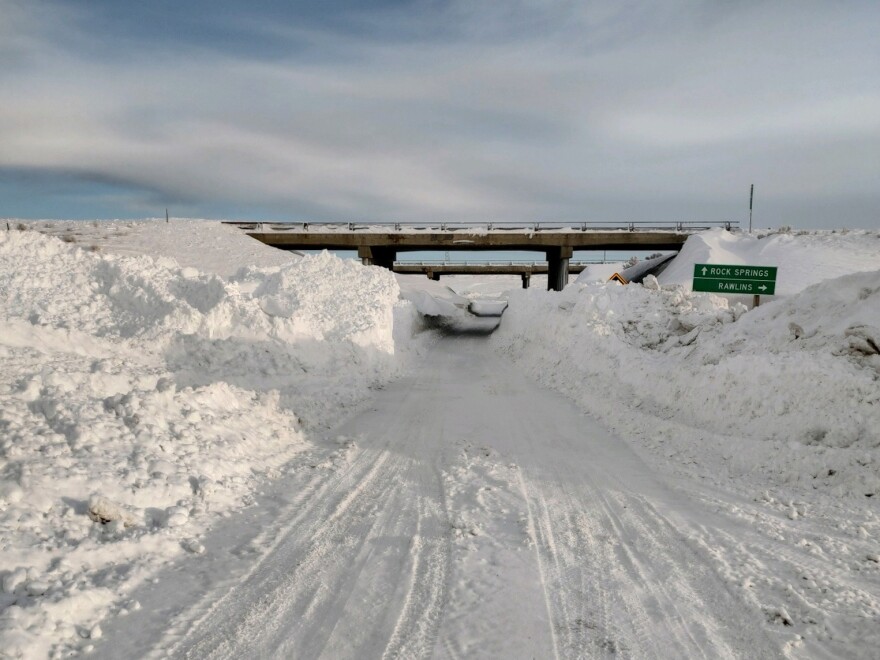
[14,219,296,277]
[494,271,880,499]
[0,230,420,657]
[660,228,880,295]
[576,228,880,295]
[494,260,880,658]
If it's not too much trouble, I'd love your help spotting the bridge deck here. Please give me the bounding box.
[225,221,733,252]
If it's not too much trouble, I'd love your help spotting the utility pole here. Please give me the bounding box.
[749,184,754,233]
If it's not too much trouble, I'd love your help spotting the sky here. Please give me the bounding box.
[1,0,878,229]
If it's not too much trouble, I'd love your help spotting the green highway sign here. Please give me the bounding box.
[692,263,777,295]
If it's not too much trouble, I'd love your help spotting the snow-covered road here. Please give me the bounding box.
[92,336,780,659]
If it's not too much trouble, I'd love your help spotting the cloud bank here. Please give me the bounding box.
[1,0,878,227]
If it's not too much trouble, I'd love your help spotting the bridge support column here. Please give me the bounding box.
[374,247,396,270]
[358,246,396,270]
[521,273,531,289]
[546,247,572,291]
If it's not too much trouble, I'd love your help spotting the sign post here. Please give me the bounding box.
[693,263,777,306]
[749,184,754,233]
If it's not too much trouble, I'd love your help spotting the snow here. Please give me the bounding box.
[659,227,880,295]
[2,221,880,658]
[88,339,784,659]
[575,262,624,283]
[0,223,429,658]
[496,271,880,492]
[577,228,880,294]
[395,274,470,317]
[10,219,297,277]
[467,300,508,317]
[493,229,880,657]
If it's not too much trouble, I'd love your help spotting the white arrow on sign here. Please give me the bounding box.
[701,266,708,276]
[758,285,767,291]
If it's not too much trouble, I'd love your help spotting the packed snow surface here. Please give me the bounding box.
[91,339,784,659]
[2,222,879,659]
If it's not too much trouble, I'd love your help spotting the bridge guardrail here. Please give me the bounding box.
[395,261,616,267]
[225,220,738,233]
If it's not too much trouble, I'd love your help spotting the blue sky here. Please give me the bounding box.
[1,0,878,228]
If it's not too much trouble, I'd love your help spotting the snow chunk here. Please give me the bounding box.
[87,495,141,527]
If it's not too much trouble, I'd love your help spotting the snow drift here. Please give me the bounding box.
[495,239,880,501]
[0,229,421,657]
[659,227,880,294]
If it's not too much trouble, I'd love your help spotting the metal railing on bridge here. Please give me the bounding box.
[226,220,737,233]
[394,260,613,267]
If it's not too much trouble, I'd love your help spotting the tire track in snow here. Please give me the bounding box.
[381,488,452,659]
[170,445,403,658]
[166,347,454,659]
[501,351,782,659]
[513,458,783,659]
[515,470,562,660]
[297,464,450,659]
[95,336,787,658]
[677,500,880,656]
[594,489,719,657]
[516,468,638,658]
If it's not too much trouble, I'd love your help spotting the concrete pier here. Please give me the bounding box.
[546,247,573,291]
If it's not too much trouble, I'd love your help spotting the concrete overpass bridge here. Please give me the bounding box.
[225,221,736,290]
[393,261,599,288]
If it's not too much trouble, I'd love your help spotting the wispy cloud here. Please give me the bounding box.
[1,0,878,226]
